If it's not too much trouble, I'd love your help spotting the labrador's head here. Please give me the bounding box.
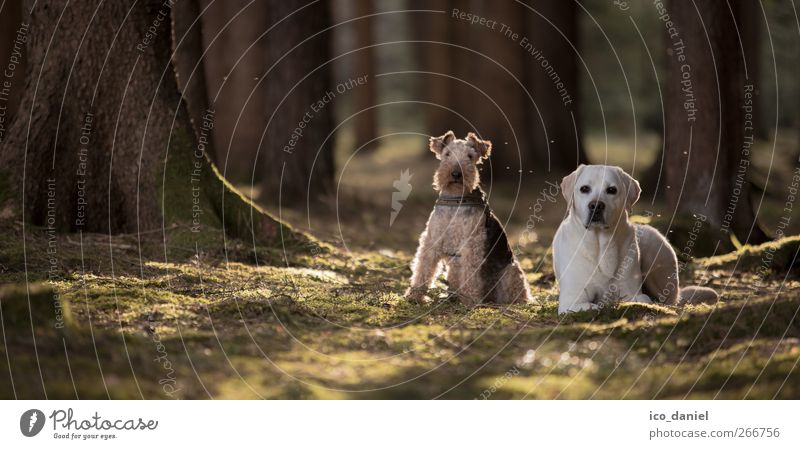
[560,164,640,229]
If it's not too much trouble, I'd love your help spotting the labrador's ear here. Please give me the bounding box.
[560,164,585,206]
[466,132,492,162]
[616,166,641,212]
[429,130,456,159]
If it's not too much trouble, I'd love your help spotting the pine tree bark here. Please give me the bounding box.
[452,0,531,174]
[664,0,769,246]
[172,0,214,162]
[411,0,457,138]
[260,0,334,207]
[199,0,268,182]
[527,0,586,172]
[350,0,378,153]
[0,0,296,245]
[739,0,767,139]
[0,0,23,144]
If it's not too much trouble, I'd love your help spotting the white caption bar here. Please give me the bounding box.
[1,400,797,448]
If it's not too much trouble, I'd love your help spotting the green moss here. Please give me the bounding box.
[700,235,800,273]
[0,283,74,331]
[1,217,799,399]
[159,126,312,252]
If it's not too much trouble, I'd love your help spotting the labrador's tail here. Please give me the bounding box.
[679,286,719,305]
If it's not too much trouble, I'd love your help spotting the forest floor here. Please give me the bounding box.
[1,134,800,399]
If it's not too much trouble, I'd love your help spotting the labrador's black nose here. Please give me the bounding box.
[451,170,462,180]
[588,201,605,222]
[588,201,605,212]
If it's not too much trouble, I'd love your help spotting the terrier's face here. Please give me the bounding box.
[429,131,492,196]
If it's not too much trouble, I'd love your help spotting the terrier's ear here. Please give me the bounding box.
[429,130,456,158]
[466,132,492,161]
[560,164,585,206]
[615,166,641,212]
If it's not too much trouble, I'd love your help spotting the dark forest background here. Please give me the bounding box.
[2,0,799,252]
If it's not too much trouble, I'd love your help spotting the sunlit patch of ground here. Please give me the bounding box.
[1,215,798,399]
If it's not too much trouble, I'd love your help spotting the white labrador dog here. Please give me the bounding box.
[553,164,718,314]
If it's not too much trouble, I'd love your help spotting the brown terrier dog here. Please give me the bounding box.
[405,131,532,305]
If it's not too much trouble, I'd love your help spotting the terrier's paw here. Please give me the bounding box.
[404,287,429,304]
[456,293,482,307]
[444,290,465,303]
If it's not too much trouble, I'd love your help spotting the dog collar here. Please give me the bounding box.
[435,190,487,208]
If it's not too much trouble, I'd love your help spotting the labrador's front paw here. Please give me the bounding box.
[559,302,599,314]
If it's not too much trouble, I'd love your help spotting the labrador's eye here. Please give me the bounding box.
[606,186,618,195]
[467,153,474,160]
[444,151,450,157]
[579,185,591,194]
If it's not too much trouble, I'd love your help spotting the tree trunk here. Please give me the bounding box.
[664,0,769,247]
[350,0,379,153]
[411,0,457,138]
[739,0,767,140]
[0,0,296,246]
[0,0,24,145]
[199,0,268,182]
[260,0,334,207]
[172,0,214,162]
[452,0,532,175]
[527,0,586,173]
